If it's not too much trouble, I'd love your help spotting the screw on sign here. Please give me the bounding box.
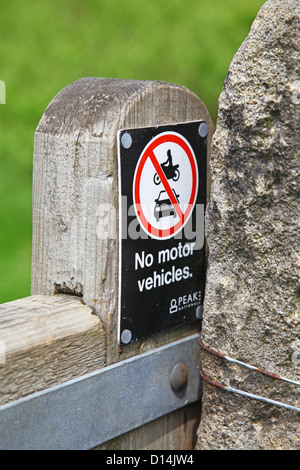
[133,132,198,240]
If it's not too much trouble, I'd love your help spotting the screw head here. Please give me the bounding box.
[196,305,203,320]
[170,362,188,393]
[198,122,208,138]
[120,329,132,344]
[121,132,132,149]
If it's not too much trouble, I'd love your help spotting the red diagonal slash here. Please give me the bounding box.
[147,150,184,221]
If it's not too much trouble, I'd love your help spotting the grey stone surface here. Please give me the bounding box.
[197,0,300,449]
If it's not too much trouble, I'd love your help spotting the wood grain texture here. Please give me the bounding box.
[31,78,213,449]
[0,294,105,406]
[32,77,213,365]
[95,402,201,451]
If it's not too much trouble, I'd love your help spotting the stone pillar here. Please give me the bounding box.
[197,0,299,450]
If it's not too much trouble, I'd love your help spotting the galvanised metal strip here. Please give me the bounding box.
[0,333,202,450]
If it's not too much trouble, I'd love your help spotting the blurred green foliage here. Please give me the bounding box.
[0,0,265,303]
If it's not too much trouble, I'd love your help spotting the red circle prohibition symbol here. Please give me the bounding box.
[133,131,198,239]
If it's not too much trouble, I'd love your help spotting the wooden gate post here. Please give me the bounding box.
[31,78,213,449]
[32,78,213,366]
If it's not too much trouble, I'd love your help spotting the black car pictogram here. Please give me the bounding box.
[154,189,180,221]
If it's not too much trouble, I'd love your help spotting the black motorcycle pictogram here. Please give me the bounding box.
[153,149,180,185]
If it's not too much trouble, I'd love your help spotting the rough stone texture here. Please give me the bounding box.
[197,0,300,450]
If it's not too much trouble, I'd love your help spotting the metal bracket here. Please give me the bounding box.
[0,333,202,450]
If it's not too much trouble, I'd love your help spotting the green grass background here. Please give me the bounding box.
[0,0,266,303]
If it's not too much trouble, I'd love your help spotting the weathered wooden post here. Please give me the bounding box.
[30,77,213,448]
[32,78,213,363]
